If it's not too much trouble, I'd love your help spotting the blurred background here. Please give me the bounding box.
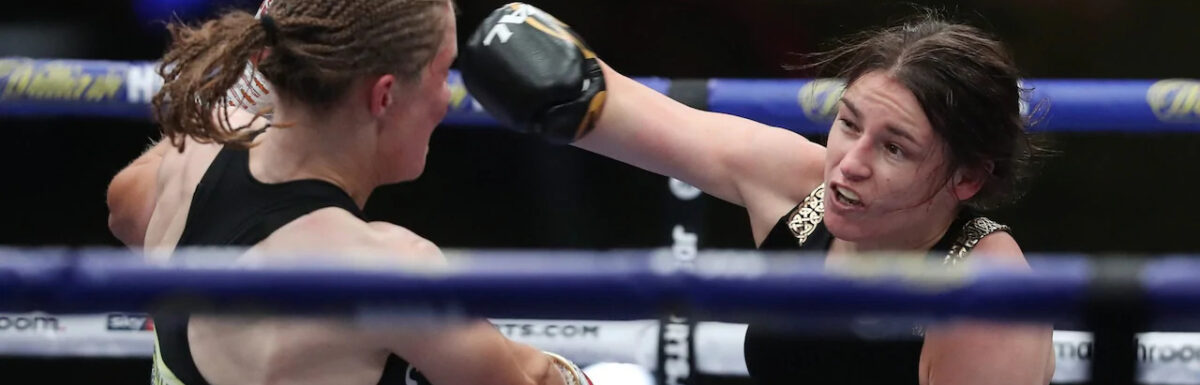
[1,0,1198,382]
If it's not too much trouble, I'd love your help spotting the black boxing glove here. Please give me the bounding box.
[459,3,606,144]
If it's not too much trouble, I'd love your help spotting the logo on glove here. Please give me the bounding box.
[482,3,594,59]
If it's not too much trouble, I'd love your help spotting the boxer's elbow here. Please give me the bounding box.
[107,211,143,247]
[106,184,143,246]
[106,168,153,247]
[107,141,171,246]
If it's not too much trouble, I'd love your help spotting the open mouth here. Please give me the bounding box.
[832,184,864,207]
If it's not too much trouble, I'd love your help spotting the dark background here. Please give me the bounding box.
[1,0,1198,383]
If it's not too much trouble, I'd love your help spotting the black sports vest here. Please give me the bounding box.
[151,147,425,385]
[745,184,1010,385]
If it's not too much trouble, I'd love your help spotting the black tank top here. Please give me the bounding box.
[152,147,426,385]
[745,184,1010,385]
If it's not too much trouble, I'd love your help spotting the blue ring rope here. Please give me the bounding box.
[0,248,1108,322]
[2,58,1197,133]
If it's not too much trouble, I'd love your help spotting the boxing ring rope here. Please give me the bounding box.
[0,248,1093,319]
[4,57,1200,384]
[0,247,1197,383]
[2,57,1199,132]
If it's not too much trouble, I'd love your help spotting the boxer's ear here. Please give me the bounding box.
[369,75,397,117]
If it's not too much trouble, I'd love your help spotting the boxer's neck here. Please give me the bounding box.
[249,103,379,209]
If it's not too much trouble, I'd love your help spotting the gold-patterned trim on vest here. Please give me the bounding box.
[786,184,825,246]
[151,331,186,385]
[944,217,1010,266]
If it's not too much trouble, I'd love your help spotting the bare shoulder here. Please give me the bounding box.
[251,208,443,266]
[970,231,1029,268]
[260,207,368,246]
[366,221,443,260]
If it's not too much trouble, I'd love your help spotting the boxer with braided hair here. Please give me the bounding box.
[153,0,448,149]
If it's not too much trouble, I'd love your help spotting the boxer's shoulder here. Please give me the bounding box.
[254,209,444,265]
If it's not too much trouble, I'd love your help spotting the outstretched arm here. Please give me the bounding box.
[576,63,826,241]
[460,3,827,243]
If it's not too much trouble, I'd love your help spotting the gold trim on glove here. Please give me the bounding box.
[544,351,591,385]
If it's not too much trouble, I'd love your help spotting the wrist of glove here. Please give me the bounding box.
[460,3,607,144]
